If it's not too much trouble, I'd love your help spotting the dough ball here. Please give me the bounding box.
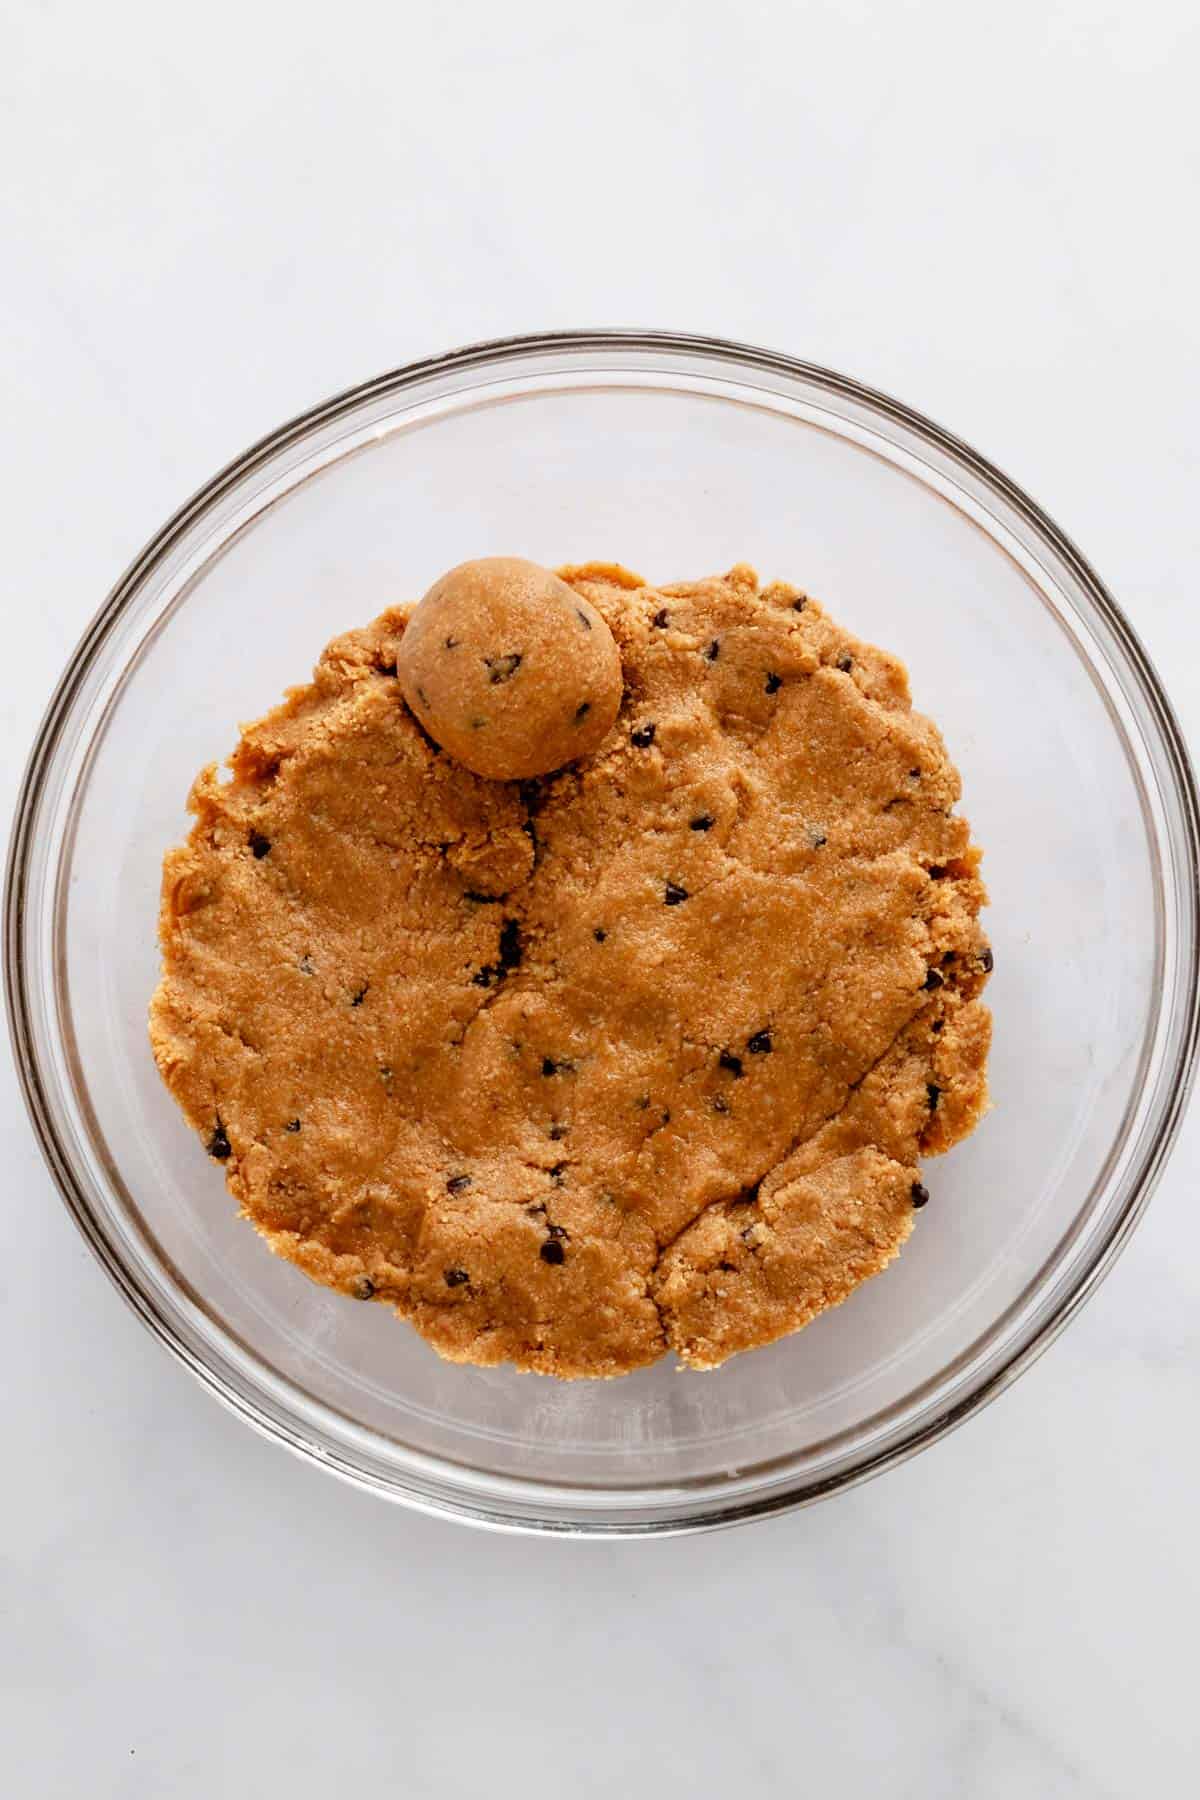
[397,557,623,780]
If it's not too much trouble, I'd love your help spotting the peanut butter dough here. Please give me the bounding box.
[397,557,623,779]
[149,562,991,1377]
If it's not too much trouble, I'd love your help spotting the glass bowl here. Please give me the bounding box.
[7,331,1198,1535]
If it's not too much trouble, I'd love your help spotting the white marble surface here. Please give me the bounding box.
[4,3,1200,1793]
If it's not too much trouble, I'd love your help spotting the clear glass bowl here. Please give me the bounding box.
[7,332,1199,1534]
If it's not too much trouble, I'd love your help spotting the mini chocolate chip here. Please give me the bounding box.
[923,967,944,991]
[836,654,853,673]
[284,1118,301,1134]
[486,652,523,685]
[690,813,714,832]
[444,1267,470,1287]
[713,1094,730,1114]
[909,768,921,779]
[548,1122,568,1141]
[594,927,607,942]
[719,1051,744,1078]
[979,945,995,973]
[574,701,591,723]
[747,1029,773,1055]
[208,1122,231,1160]
[350,984,368,1007]
[352,1275,375,1300]
[929,865,947,880]
[652,608,669,628]
[575,609,592,631]
[631,722,656,748]
[664,882,688,905]
[765,672,782,694]
[249,831,271,859]
[446,1173,472,1194]
[911,1182,930,1208]
[704,639,721,662]
[539,1238,566,1265]
[792,597,807,612]
[298,955,314,975]
[549,1163,566,1184]
[930,1020,944,1035]
[498,918,522,971]
[443,635,460,650]
[927,1083,941,1111]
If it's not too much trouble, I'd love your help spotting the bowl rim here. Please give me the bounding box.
[7,327,1200,1535]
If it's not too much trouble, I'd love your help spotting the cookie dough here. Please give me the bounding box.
[150,561,992,1378]
[397,557,623,779]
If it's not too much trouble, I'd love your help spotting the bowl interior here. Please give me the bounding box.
[25,342,1189,1528]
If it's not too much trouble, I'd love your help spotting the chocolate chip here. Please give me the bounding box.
[208,1122,231,1160]
[446,1173,472,1194]
[352,1275,375,1300]
[464,890,505,904]
[471,966,496,988]
[923,967,944,991]
[911,1182,930,1208]
[593,927,607,943]
[747,1029,773,1055]
[550,1163,567,1184]
[930,1020,944,1035]
[284,1118,301,1134]
[498,918,522,971]
[704,639,721,662]
[631,722,656,748]
[539,1238,566,1265]
[652,608,669,628]
[836,654,853,673]
[664,882,688,905]
[444,1267,470,1287]
[719,1051,744,1078]
[792,597,807,613]
[486,652,523,685]
[660,1109,671,1125]
[942,951,957,963]
[575,609,592,631]
[248,831,271,859]
[541,1057,572,1077]
[979,945,995,973]
[929,865,947,880]
[350,984,368,1007]
[765,672,782,694]
[713,1094,730,1114]
[574,701,591,723]
[807,826,828,848]
[927,1083,941,1111]
[689,813,714,832]
[548,1122,568,1141]
[909,768,921,780]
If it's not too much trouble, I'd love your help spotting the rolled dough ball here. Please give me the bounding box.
[397,557,623,780]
